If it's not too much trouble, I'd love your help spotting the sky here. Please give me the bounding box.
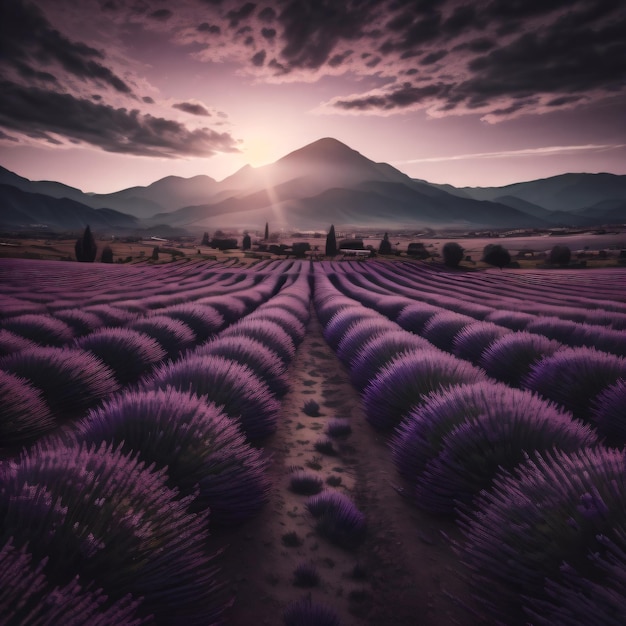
[1,0,625,193]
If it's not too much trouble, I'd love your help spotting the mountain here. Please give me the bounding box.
[2,139,625,232]
[0,184,138,231]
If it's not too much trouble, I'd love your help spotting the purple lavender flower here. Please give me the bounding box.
[335,318,398,365]
[363,350,488,431]
[522,347,626,422]
[590,379,626,446]
[76,388,271,525]
[0,329,37,357]
[451,321,512,365]
[283,595,340,626]
[221,319,296,365]
[129,315,197,359]
[145,355,280,440]
[2,314,74,347]
[157,303,225,341]
[396,303,442,334]
[306,490,366,549]
[0,346,120,420]
[422,311,476,352]
[76,328,167,386]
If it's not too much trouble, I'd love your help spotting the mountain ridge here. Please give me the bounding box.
[2,138,625,232]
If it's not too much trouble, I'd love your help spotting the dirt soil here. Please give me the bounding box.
[216,306,479,626]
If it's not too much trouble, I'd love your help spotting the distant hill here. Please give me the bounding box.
[2,139,625,232]
[0,184,138,231]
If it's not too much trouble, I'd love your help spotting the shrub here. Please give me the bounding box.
[335,318,397,365]
[100,245,114,263]
[484,310,536,331]
[145,355,280,441]
[0,370,56,450]
[452,321,511,365]
[2,314,74,347]
[591,379,626,446]
[391,382,597,495]
[479,331,562,387]
[249,308,307,345]
[522,347,626,422]
[0,347,120,420]
[284,595,340,626]
[289,470,324,495]
[83,304,137,327]
[221,319,296,365]
[412,387,600,516]
[482,244,511,268]
[196,336,290,397]
[326,419,352,438]
[457,448,626,625]
[54,310,105,336]
[0,539,147,626]
[302,400,321,417]
[324,308,382,350]
[306,491,366,549]
[422,311,475,352]
[314,437,336,455]
[158,304,225,342]
[76,328,166,386]
[129,316,196,359]
[362,350,487,431]
[442,242,464,268]
[293,562,320,587]
[76,388,270,525]
[0,442,227,624]
[549,245,571,265]
[349,331,431,391]
[396,303,442,334]
[0,329,37,357]
[525,317,588,347]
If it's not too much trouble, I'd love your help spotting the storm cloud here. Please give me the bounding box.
[0,80,239,158]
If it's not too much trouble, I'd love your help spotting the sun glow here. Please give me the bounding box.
[243,137,276,167]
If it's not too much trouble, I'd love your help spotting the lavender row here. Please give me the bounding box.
[0,264,312,623]
[314,265,626,624]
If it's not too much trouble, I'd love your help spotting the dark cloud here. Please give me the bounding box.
[328,50,353,68]
[251,49,266,66]
[419,50,447,65]
[0,80,239,157]
[277,1,376,71]
[198,22,221,34]
[334,82,447,111]
[261,27,276,39]
[1,0,132,94]
[258,6,276,22]
[0,129,19,142]
[226,2,257,28]
[142,96,155,103]
[148,9,173,21]
[173,101,211,116]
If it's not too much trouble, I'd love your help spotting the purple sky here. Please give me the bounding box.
[1,0,625,192]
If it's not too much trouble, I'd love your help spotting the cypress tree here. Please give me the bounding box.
[378,232,392,255]
[264,222,269,240]
[75,225,97,262]
[325,224,337,257]
[242,233,251,250]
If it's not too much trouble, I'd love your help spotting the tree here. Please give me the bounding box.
[442,242,464,268]
[325,224,337,256]
[264,222,269,240]
[201,232,210,246]
[100,245,114,263]
[549,245,571,265]
[75,225,97,262]
[151,246,159,260]
[482,244,511,269]
[242,233,251,250]
[378,232,392,255]
[292,242,310,258]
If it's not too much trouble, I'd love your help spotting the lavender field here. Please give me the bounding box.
[1,256,626,626]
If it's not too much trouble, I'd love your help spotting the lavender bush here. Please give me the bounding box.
[0,442,227,625]
[522,347,626,422]
[306,490,366,549]
[289,470,324,495]
[335,318,398,365]
[283,595,340,626]
[0,538,149,626]
[590,379,626,446]
[221,319,296,365]
[0,346,120,420]
[396,303,442,334]
[451,321,511,365]
[362,350,488,431]
[2,314,74,347]
[457,448,626,625]
[145,355,280,440]
[421,311,476,352]
[196,336,290,397]
[479,331,562,387]
[129,316,197,359]
[76,388,271,525]
[158,304,225,341]
[76,328,167,386]
[0,329,37,358]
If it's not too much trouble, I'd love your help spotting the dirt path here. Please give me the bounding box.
[218,306,476,625]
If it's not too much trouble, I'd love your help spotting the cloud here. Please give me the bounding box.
[148,9,173,21]
[0,80,239,158]
[172,101,211,116]
[2,0,133,95]
[395,144,626,165]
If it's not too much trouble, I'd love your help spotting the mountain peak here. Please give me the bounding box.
[279,137,362,164]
